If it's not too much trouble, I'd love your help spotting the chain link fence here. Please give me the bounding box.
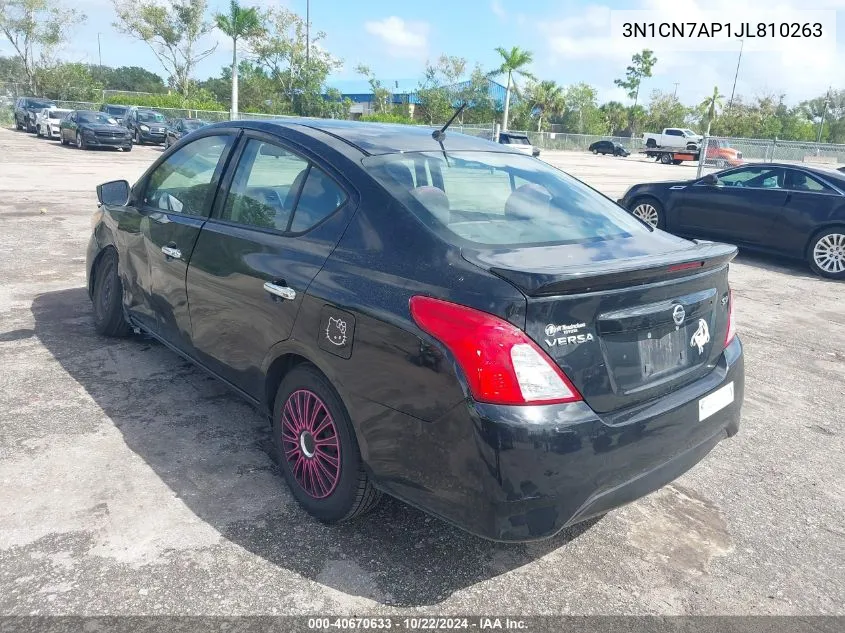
[696,135,845,177]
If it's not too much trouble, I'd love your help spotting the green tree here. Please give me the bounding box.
[614,49,657,131]
[646,90,688,132]
[215,0,263,119]
[355,64,391,114]
[112,0,216,96]
[527,80,564,131]
[699,86,724,135]
[416,55,466,124]
[0,0,85,94]
[249,7,341,115]
[455,65,495,124]
[39,62,102,100]
[488,46,535,131]
[90,65,167,94]
[599,100,628,135]
[560,82,598,134]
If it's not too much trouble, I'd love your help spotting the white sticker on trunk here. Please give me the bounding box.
[699,382,734,421]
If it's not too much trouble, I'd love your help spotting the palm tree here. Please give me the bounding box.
[215,1,263,120]
[528,80,564,131]
[700,86,725,135]
[489,46,536,131]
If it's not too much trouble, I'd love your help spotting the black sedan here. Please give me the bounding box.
[620,163,845,279]
[588,140,630,157]
[60,110,132,151]
[87,119,743,541]
[164,118,209,149]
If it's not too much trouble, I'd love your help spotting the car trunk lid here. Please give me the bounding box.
[462,236,737,413]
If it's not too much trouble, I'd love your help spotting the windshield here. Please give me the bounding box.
[183,119,207,131]
[48,109,71,119]
[29,99,54,109]
[682,129,698,137]
[363,151,647,247]
[138,111,166,123]
[502,135,530,145]
[78,112,118,125]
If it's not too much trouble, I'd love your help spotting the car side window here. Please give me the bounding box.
[717,167,783,189]
[785,171,836,193]
[144,134,233,217]
[666,129,681,136]
[221,139,310,230]
[289,167,348,232]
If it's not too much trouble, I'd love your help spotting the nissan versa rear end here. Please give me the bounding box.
[87,120,743,542]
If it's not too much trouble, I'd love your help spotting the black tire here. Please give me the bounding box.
[76,132,87,150]
[123,145,133,152]
[36,126,43,138]
[272,364,381,523]
[15,118,23,131]
[91,249,131,337]
[134,130,142,145]
[660,153,672,164]
[591,148,597,154]
[630,196,665,230]
[672,159,683,165]
[807,227,845,280]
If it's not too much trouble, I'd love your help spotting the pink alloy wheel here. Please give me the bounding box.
[281,389,341,498]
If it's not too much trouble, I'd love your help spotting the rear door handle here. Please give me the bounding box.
[161,245,181,259]
[263,282,296,301]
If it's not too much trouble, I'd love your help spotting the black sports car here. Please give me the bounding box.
[59,110,133,151]
[88,119,743,541]
[620,164,845,279]
[588,140,630,157]
[164,118,209,148]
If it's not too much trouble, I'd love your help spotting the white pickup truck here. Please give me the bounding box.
[643,128,702,150]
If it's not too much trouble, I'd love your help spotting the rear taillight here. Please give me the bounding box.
[725,289,736,347]
[409,296,582,406]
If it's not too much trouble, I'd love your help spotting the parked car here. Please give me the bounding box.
[588,140,630,157]
[164,118,210,149]
[498,131,540,157]
[14,97,56,132]
[643,128,702,150]
[99,104,129,124]
[35,108,72,139]
[87,119,743,541]
[124,106,169,145]
[620,163,845,279]
[59,110,132,151]
[705,139,744,168]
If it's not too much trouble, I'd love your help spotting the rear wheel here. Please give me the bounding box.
[36,125,43,138]
[272,365,381,523]
[592,148,598,154]
[807,228,845,279]
[92,249,131,337]
[660,153,672,164]
[631,197,664,229]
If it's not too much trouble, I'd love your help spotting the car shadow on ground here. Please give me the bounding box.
[31,287,597,607]
[732,249,826,280]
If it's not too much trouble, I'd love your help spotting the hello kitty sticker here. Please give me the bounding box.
[326,317,347,346]
[318,307,355,359]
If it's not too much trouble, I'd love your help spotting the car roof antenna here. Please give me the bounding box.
[431,102,467,142]
[432,102,467,164]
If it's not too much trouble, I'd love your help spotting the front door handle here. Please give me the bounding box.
[161,245,181,259]
[263,282,296,301]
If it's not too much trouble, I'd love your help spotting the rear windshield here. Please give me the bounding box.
[48,110,71,119]
[363,151,647,247]
[28,99,54,108]
[105,105,127,115]
[183,119,207,131]
[501,135,530,145]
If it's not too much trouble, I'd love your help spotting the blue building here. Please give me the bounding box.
[324,77,509,117]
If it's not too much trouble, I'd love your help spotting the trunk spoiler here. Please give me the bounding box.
[466,241,738,296]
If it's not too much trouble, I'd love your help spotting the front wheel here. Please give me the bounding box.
[630,197,664,229]
[36,126,43,138]
[272,365,381,523]
[134,130,142,145]
[76,132,87,150]
[807,228,845,279]
[92,249,131,337]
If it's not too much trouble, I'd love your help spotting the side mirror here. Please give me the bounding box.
[97,180,131,206]
[701,174,718,185]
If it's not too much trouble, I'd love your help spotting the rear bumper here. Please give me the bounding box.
[362,337,744,541]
